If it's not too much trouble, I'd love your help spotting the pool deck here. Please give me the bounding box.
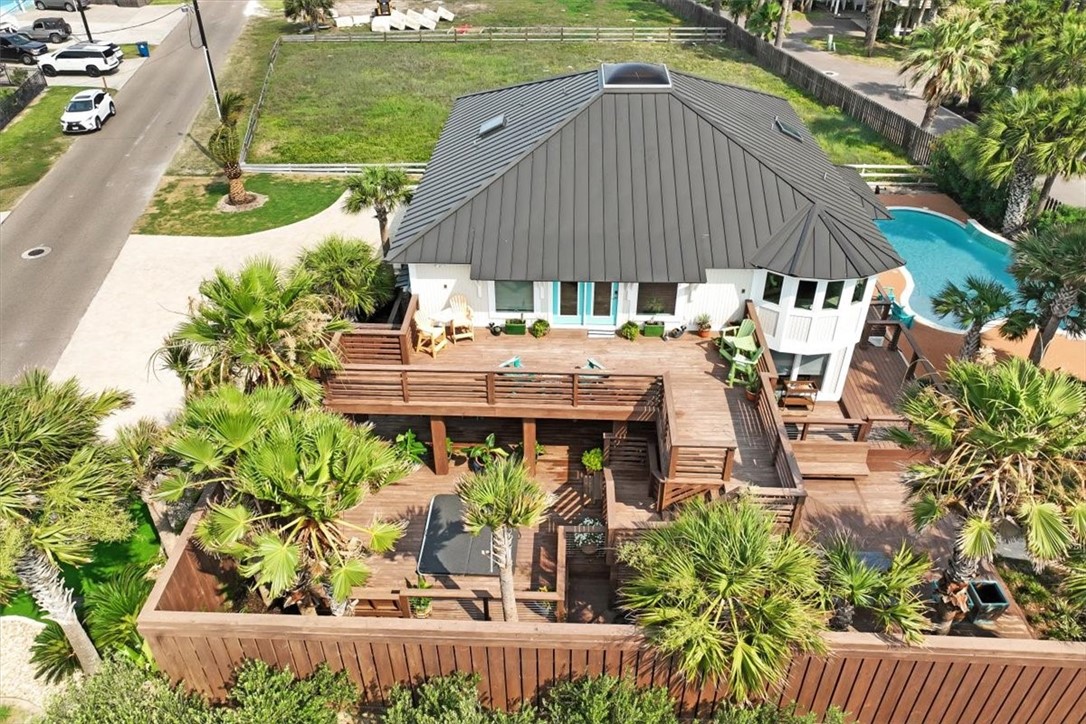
[876,193,1086,380]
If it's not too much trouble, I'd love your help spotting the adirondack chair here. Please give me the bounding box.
[720,318,757,353]
[721,346,764,386]
[448,294,475,343]
[413,311,448,358]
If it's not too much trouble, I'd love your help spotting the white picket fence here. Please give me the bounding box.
[241,162,428,176]
[846,164,934,186]
[280,26,725,44]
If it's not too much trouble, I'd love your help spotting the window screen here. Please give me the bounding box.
[636,283,677,315]
[494,281,533,313]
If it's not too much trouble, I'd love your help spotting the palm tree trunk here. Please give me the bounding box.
[227,176,251,206]
[960,323,983,361]
[1033,175,1057,218]
[494,527,518,622]
[16,551,101,675]
[865,0,884,57]
[920,99,940,132]
[1001,160,1035,236]
[774,0,790,48]
[1029,283,1076,364]
[931,533,976,634]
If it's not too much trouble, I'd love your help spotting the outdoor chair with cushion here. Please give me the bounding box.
[448,294,475,343]
[720,319,757,353]
[413,311,448,358]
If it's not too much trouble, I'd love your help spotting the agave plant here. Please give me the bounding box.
[194,408,409,613]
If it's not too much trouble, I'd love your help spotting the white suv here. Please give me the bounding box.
[39,42,121,77]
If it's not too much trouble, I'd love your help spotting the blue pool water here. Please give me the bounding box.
[875,208,1016,329]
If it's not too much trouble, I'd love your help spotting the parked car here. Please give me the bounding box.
[33,0,90,11]
[0,32,47,65]
[19,17,73,44]
[69,40,122,60]
[39,42,121,77]
[60,89,114,133]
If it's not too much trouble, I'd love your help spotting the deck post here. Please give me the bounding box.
[522,418,537,475]
[430,416,449,475]
[721,447,734,481]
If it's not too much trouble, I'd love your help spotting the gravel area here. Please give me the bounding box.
[0,616,70,716]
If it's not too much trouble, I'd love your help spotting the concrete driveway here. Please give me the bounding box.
[0,0,249,381]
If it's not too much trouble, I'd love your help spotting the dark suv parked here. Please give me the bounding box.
[0,33,48,65]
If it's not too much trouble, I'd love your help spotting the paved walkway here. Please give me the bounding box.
[50,194,382,436]
[783,12,1085,207]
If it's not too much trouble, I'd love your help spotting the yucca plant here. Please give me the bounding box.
[295,235,396,321]
[619,497,826,702]
[155,258,350,407]
[890,358,1086,632]
[194,408,409,614]
[84,565,155,663]
[31,621,80,684]
[456,459,552,622]
[821,537,930,645]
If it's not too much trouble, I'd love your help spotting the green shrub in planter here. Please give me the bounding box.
[618,321,640,341]
[581,447,603,473]
[504,318,527,335]
[529,319,550,338]
[642,321,666,337]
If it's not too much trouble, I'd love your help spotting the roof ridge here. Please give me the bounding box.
[455,68,597,100]
[388,81,603,264]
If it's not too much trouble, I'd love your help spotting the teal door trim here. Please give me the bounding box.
[584,282,618,325]
[551,282,618,326]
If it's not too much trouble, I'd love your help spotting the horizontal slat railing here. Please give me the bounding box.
[334,294,417,365]
[281,26,726,44]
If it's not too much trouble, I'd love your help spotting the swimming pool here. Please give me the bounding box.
[875,208,1016,330]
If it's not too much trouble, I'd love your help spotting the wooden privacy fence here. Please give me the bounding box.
[0,68,46,130]
[655,0,937,162]
[281,26,726,43]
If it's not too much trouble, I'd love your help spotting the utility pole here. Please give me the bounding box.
[76,2,93,43]
[190,0,223,121]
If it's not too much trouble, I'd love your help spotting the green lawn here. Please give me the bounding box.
[0,503,162,624]
[0,88,74,210]
[135,174,345,236]
[250,41,908,166]
[391,0,682,27]
[805,35,909,68]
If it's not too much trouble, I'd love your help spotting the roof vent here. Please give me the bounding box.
[601,63,671,89]
[478,114,506,138]
[774,116,803,142]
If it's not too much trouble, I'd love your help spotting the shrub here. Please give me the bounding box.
[618,321,640,341]
[529,319,551,338]
[222,659,359,724]
[580,447,604,473]
[541,675,677,724]
[383,672,534,723]
[713,701,847,723]
[84,565,155,663]
[393,428,428,466]
[927,128,1008,230]
[30,621,79,685]
[1032,203,1086,235]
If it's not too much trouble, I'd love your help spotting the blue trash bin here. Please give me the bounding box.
[136,41,150,58]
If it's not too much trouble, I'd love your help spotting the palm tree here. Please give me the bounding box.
[865,0,885,57]
[898,11,998,131]
[456,459,552,623]
[0,371,139,676]
[619,497,826,701]
[218,90,247,129]
[344,167,412,253]
[1031,88,1086,214]
[1002,224,1086,364]
[931,276,1013,360]
[774,0,791,48]
[194,408,408,614]
[821,537,929,645]
[284,0,335,31]
[84,565,154,664]
[295,235,396,321]
[747,1,783,42]
[207,124,253,207]
[889,358,1086,633]
[155,257,350,407]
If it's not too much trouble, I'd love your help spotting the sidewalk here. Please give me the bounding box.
[783,12,1085,207]
[50,193,383,436]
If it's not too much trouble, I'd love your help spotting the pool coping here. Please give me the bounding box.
[884,206,1016,336]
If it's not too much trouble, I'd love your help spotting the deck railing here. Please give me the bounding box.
[332,293,418,365]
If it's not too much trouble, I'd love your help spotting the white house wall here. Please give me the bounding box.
[683,270,755,329]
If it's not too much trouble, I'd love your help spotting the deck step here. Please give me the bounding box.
[587,329,617,339]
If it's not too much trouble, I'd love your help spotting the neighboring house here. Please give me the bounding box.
[387,63,902,400]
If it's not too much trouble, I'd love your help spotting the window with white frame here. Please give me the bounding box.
[636,283,678,315]
[762,273,784,305]
[852,278,869,304]
[823,281,844,310]
[493,281,534,313]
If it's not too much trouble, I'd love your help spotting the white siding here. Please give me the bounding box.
[683,269,755,329]
[408,264,486,317]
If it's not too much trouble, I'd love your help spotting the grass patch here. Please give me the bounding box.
[996,557,1084,641]
[403,0,682,27]
[805,36,909,68]
[0,503,162,624]
[118,42,156,58]
[0,88,74,210]
[251,41,908,165]
[135,173,344,236]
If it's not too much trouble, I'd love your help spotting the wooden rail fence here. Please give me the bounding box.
[282,26,726,44]
[331,293,417,366]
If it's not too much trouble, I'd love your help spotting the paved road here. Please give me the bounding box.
[0,0,248,381]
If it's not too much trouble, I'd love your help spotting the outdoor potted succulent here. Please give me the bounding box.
[694,313,714,339]
[407,574,433,619]
[465,433,509,472]
[743,367,762,403]
[574,516,605,556]
[504,318,527,335]
[641,299,666,338]
[530,319,550,338]
[581,447,603,489]
[618,320,640,341]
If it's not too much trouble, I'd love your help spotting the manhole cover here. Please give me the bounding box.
[823,70,839,78]
[21,246,51,259]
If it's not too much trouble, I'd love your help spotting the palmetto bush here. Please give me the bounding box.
[295,235,396,321]
[84,565,155,664]
[156,257,350,407]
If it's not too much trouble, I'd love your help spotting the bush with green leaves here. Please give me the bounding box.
[541,675,677,724]
[927,128,1008,230]
[31,621,80,685]
[220,659,359,724]
[713,701,847,723]
[84,565,155,664]
[383,672,534,724]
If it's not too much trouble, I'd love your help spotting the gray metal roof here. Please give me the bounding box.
[388,65,903,282]
[835,165,893,221]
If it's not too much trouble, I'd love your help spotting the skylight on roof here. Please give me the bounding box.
[600,63,671,89]
[478,114,506,138]
[774,116,803,142]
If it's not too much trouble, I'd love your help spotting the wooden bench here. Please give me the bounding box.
[791,440,870,481]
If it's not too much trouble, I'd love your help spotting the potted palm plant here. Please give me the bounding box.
[642,299,666,338]
[407,574,433,619]
[743,367,762,403]
[694,313,714,339]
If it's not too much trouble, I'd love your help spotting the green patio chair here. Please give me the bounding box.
[721,346,764,386]
[720,319,757,353]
